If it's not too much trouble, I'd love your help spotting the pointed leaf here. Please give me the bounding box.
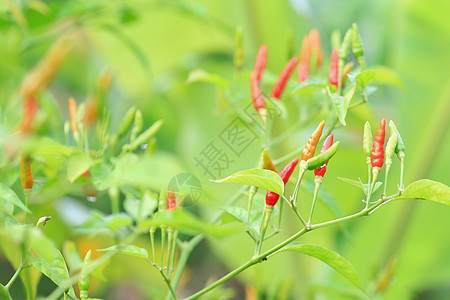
[277,243,366,293]
[97,245,148,259]
[355,70,376,87]
[393,179,450,206]
[212,169,284,194]
[0,183,30,213]
[67,153,93,183]
[292,79,337,94]
[27,249,77,299]
[187,69,229,89]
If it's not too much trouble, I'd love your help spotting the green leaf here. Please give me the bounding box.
[105,213,133,231]
[67,153,93,183]
[212,169,284,195]
[27,249,77,299]
[329,85,356,126]
[355,70,376,87]
[372,66,404,88]
[187,69,229,89]
[291,79,337,94]
[0,183,30,213]
[277,243,366,293]
[62,241,83,274]
[139,210,240,237]
[393,179,450,206]
[97,244,148,258]
[124,193,157,222]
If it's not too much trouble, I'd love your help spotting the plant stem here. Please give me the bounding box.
[183,199,389,299]
[160,226,167,267]
[399,156,404,190]
[24,190,32,224]
[0,284,12,300]
[5,262,24,289]
[308,177,321,225]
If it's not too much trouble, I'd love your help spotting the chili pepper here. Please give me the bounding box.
[116,106,137,139]
[79,250,92,300]
[262,149,278,173]
[83,98,97,127]
[20,155,33,191]
[328,49,339,89]
[167,190,177,212]
[297,36,311,83]
[385,133,398,167]
[388,120,405,158]
[383,132,398,194]
[371,119,386,169]
[130,109,143,143]
[339,28,353,71]
[351,23,365,70]
[68,97,78,133]
[341,62,354,86]
[265,157,299,206]
[309,29,323,68]
[363,121,373,165]
[19,38,70,98]
[129,119,164,151]
[253,45,267,83]
[314,134,334,177]
[20,97,39,134]
[271,56,298,99]
[234,26,244,72]
[250,71,266,119]
[306,141,340,171]
[301,121,325,161]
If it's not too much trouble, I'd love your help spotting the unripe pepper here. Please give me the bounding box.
[328,49,339,89]
[371,119,386,168]
[363,121,373,165]
[233,27,244,72]
[265,157,299,206]
[306,141,340,171]
[385,133,398,167]
[20,155,34,191]
[79,250,92,300]
[339,28,353,90]
[301,121,325,161]
[388,120,405,158]
[116,106,137,139]
[253,45,267,83]
[314,134,334,177]
[262,149,278,173]
[309,29,323,68]
[271,56,298,99]
[167,190,177,212]
[351,23,365,70]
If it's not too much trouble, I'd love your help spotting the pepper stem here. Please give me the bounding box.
[160,226,167,267]
[291,165,306,206]
[384,163,392,195]
[166,227,174,276]
[308,176,322,225]
[150,226,156,262]
[246,186,256,223]
[168,230,178,279]
[399,155,405,190]
[254,204,273,256]
[24,189,32,224]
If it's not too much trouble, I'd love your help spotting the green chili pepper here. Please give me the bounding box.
[385,133,398,166]
[233,26,244,71]
[351,23,365,70]
[116,106,136,138]
[79,250,92,300]
[339,28,353,73]
[363,121,373,165]
[388,120,405,158]
[130,109,143,143]
[129,120,164,151]
[305,141,340,170]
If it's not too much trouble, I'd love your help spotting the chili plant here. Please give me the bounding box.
[0,16,448,300]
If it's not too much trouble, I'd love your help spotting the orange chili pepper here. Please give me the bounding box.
[328,49,339,89]
[20,97,39,134]
[167,191,177,212]
[253,45,267,83]
[301,121,325,161]
[309,29,323,68]
[297,36,311,83]
[68,97,78,133]
[20,155,34,190]
[250,71,266,113]
[271,56,298,99]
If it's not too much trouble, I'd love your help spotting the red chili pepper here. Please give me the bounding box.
[309,29,323,68]
[271,56,298,99]
[82,170,90,178]
[371,119,386,168]
[314,133,334,177]
[328,49,339,89]
[167,190,177,212]
[20,155,34,190]
[297,36,311,83]
[250,71,266,112]
[253,44,267,83]
[20,97,39,134]
[265,157,299,206]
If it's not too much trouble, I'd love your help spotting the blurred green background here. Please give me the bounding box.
[0,0,449,299]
